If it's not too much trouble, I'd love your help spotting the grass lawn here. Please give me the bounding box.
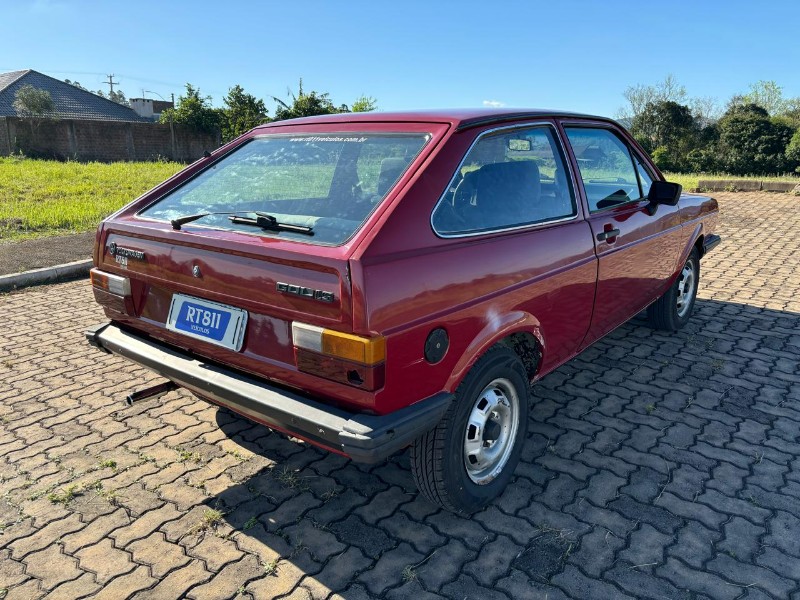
[664,171,799,191]
[0,157,184,241]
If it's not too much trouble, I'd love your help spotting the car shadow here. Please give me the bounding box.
[199,298,799,598]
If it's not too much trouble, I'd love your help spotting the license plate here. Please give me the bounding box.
[166,294,248,351]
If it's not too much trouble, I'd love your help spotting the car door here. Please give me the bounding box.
[560,123,683,347]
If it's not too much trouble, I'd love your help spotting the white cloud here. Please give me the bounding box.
[482,100,506,108]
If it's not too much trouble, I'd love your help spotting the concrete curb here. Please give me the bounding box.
[0,259,92,293]
[697,179,800,193]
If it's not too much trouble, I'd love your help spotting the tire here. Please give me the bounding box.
[647,247,700,331]
[410,345,530,514]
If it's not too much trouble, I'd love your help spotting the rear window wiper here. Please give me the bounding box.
[169,210,313,235]
[229,213,314,235]
[170,211,256,230]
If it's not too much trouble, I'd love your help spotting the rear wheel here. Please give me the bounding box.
[647,248,700,331]
[410,346,529,514]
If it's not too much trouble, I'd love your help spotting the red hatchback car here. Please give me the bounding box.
[87,109,719,513]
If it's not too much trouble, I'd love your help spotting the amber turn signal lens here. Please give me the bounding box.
[321,330,385,365]
[292,322,385,366]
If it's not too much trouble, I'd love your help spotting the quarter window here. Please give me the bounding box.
[564,128,644,212]
[432,126,576,236]
[633,153,654,198]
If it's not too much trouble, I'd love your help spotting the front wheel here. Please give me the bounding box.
[647,248,700,331]
[410,346,529,514]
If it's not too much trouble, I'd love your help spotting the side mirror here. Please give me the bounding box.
[646,181,682,215]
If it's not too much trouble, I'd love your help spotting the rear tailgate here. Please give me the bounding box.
[94,223,359,403]
[90,120,452,411]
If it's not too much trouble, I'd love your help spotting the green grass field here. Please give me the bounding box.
[664,172,799,191]
[0,157,184,241]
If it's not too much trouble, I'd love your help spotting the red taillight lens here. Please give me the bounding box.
[291,322,385,389]
[90,268,133,315]
[90,269,131,296]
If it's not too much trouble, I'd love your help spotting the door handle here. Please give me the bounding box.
[596,228,620,242]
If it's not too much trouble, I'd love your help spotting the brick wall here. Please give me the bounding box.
[0,117,220,162]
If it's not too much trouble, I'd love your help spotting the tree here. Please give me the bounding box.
[716,104,793,175]
[221,85,269,143]
[786,130,800,172]
[730,81,800,128]
[108,89,128,106]
[630,100,699,171]
[13,85,55,118]
[351,95,377,113]
[160,84,220,133]
[272,79,347,121]
[741,80,790,116]
[618,74,688,123]
[93,87,129,105]
[64,79,87,91]
[619,75,721,128]
[688,96,721,127]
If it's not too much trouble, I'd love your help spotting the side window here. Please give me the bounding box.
[633,153,654,198]
[432,126,576,236]
[564,128,643,212]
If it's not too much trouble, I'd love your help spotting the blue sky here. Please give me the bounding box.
[3,0,799,118]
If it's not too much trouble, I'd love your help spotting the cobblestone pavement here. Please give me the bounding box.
[1,191,799,600]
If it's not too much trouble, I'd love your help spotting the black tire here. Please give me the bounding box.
[410,345,529,514]
[647,247,700,331]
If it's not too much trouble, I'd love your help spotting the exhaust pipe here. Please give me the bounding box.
[126,381,178,406]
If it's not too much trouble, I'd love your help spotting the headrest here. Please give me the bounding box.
[473,161,540,205]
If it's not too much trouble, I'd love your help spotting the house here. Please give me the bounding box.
[129,97,174,121]
[0,69,149,122]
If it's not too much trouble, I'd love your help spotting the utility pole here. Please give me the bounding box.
[105,74,119,95]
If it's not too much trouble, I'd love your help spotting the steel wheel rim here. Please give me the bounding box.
[676,259,696,318]
[463,377,520,485]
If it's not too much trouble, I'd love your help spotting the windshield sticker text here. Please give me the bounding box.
[289,136,367,143]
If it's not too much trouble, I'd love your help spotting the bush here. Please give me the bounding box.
[716,104,793,175]
[786,130,800,172]
[686,148,717,173]
[651,146,676,172]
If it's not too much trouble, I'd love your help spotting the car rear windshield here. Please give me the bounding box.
[139,133,430,245]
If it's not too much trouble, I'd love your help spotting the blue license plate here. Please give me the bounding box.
[166,294,248,351]
[174,301,231,341]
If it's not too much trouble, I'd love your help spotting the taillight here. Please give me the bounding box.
[90,268,133,314]
[90,268,131,296]
[292,323,385,365]
[292,323,385,389]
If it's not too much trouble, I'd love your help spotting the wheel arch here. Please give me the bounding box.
[665,224,704,291]
[444,310,544,392]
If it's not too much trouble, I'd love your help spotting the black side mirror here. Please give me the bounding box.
[646,181,682,215]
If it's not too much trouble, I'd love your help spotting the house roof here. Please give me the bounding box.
[0,69,150,122]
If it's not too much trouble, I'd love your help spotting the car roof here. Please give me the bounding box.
[254,108,615,132]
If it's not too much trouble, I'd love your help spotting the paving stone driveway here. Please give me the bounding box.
[1,191,799,600]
